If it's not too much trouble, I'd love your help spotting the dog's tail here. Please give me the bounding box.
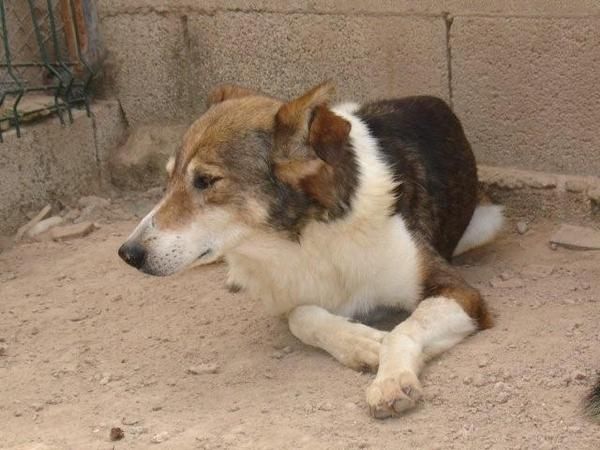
[585,376,600,423]
[453,192,504,257]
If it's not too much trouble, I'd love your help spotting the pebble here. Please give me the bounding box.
[550,224,600,250]
[63,208,81,221]
[478,358,489,368]
[516,222,528,234]
[50,221,95,241]
[150,431,170,444]
[271,350,285,359]
[110,427,125,441]
[31,403,44,412]
[27,216,64,238]
[573,371,587,381]
[463,376,473,385]
[122,417,142,426]
[318,401,334,411]
[15,204,51,241]
[0,344,7,356]
[99,373,112,385]
[187,363,219,375]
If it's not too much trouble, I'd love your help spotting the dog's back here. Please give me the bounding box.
[357,97,478,259]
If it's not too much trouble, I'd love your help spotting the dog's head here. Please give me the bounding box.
[118,82,357,276]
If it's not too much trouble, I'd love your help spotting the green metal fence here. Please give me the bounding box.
[0,0,101,142]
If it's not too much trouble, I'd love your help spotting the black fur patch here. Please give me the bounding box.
[266,142,358,238]
[585,376,600,422]
[357,96,478,260]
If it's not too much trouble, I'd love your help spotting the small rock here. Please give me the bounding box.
[150,431,170,444]
[271,350,285,359]
[151,406,162,412]
[99,373,112,385]
[122,417,142,426]
[110,427,124,441]
[69,313,89,322]
[463,376,473,385]
[31,403,43,412]
[187,363,219,375]
[496,391,510,404]
[478,358,489,368]
[15,204,51,241]
[516,221,528,235]
[13,410,22,417]
[50,222,95,241]
[63,208,81,221]
[573,371,587,381]
[27,216,64,238]
[318,401,334,411]
[282,346,293,354]
[499,272,513,281]
[550,224,600,250]
[0,344,7,356]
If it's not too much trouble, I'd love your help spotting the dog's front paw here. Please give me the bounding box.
[366,372,422,419]
[334,335,382,373]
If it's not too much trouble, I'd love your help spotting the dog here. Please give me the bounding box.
[118,82,504,418]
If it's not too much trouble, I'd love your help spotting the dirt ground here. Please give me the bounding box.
[1,192,599,450]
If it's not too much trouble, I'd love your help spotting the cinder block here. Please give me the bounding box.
[187,12,448,114]
[98,1,600,18]
[0,102,126,234]
[100,13,192,124]
[452,17,600,176]
[0,113,99,234]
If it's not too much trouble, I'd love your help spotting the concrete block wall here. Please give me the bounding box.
[97,1,600,177]
[0,101,127,234]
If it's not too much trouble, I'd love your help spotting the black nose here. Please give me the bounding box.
[118,242,147,269]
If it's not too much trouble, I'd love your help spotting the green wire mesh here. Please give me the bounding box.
[0,0,100,142]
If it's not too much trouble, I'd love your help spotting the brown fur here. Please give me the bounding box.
[420,247,493,330]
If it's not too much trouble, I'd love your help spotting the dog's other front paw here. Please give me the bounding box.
[365,371,423,419]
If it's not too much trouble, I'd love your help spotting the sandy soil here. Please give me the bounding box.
[1,193,599,450]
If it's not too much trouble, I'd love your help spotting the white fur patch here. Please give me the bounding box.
[226,105,422,317]
[453,204,504,257]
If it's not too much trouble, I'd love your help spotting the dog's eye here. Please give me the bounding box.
[193,174,221,190]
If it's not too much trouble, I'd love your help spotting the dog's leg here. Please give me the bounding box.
[366,264,491,418]
[288,305,387,372]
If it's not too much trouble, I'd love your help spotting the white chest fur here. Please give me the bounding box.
[224,104,423,318]
[226,215,422,317]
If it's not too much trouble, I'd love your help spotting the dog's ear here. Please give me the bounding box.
[206,84,260,108]
[273,81,351,208]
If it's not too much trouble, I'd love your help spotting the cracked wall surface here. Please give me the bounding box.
[0,101,127,234]
[97,1,600,178]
